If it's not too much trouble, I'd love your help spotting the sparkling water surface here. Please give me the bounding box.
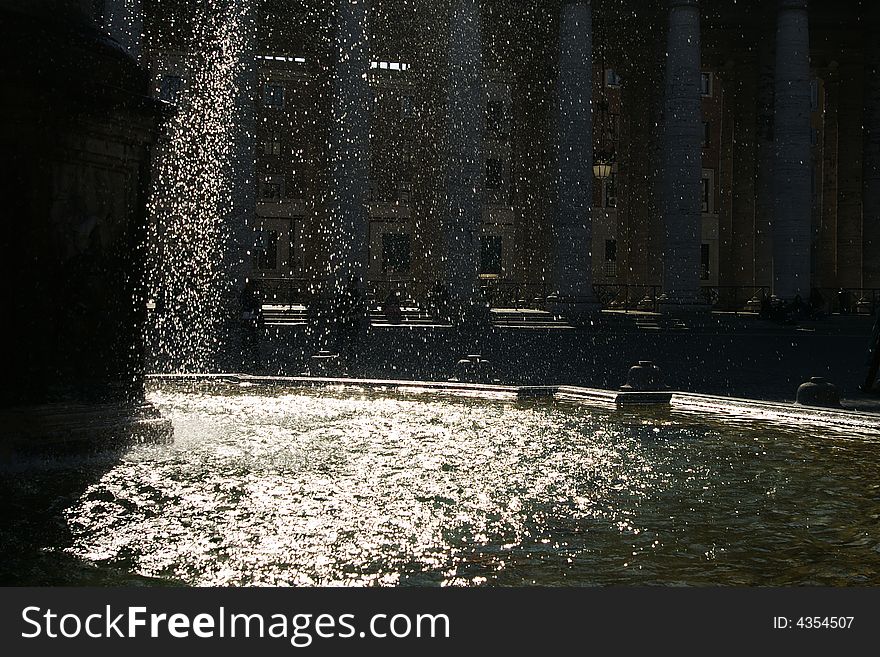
[7,381,880,586]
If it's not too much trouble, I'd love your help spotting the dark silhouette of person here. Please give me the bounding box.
[430,280,450,323]
[838,288,851,314]
[759,294,772,320]
[809,288,825,319]
[239,280,264,361]
[789,294,808,321]
[338,276,365,361]
[383,289,403,324]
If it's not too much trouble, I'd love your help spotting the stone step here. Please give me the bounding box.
[491,310,572,328]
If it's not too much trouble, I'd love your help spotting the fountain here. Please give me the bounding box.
[145,0,258,374]
[0,0,171,457]
[4,0,880,593]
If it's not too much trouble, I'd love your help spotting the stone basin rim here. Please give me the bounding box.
[146,373,880,435]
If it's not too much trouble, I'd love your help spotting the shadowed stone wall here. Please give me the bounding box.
[0,0,163,407]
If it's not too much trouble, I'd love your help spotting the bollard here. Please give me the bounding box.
[796,377,842,408]
[309,350,343,377]
[450,354,496,384]
[620,361,665,392]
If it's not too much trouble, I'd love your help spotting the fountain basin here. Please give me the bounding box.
[2,375,879,587]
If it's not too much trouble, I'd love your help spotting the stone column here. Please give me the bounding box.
[837,61,864,290]
[548,1,600,320]
[660,0,705,311]
[818,71,839,291]
[103,0,143,60]
[444,0,484,322]
[220,0,259,369]
[864,35,880,288]
[753,14,775,289]
[772,0,811,300]
[328,0,371,293]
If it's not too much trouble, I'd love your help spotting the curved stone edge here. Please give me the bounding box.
[147,374,880,436]
[148,373,671,409]
[672,392,880,437]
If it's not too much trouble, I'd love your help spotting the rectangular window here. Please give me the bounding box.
[397,181,412,203]
[605,69,622,87]
[486,159,503,190]
[700,243,710,281]
[810,79,819,111]
[264,83,285,109]
[701,173,712,214]
[701,72,713,97]
[603,173,617,208]
[703,121,711,147]
[604,239,617,277]
[480,235,503,276]
[382,233,411,273]
[258,230,279,270]
[159,75,183,103]
[261,175,284,200]
[263,133,281,156]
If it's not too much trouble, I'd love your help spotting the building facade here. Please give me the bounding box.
[141,0,879,317]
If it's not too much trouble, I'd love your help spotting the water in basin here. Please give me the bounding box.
[3,380,879,586]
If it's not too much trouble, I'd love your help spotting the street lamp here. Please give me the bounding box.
[593,159,613,180]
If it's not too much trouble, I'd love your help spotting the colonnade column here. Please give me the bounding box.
[836,61,864,290]
[223,0,259,367]
[817,70,840,291]
[660,0,705,311]
[227,0,258,286]
[772,0,812,300]
[329,0,371,293]
[863,33,880,288]
[548,1,600,321]
[444,0,485,324]
[753,11,776,289]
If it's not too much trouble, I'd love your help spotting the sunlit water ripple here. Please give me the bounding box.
[51,382,880,586]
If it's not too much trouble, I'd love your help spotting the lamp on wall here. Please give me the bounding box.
[593,62,617,180]
[592,159,613,180]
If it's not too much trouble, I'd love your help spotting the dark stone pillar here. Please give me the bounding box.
[660,0,705,311]
[548,1,600,322]
[818,70,839,291]
[0,2,170,452]
[772,0,811,300]
[864,34,880,288]
[222,0,258,367]
[836,60,864,290]
[329,0,371,293]
[754,13,775,289]
[444,0,485,324]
